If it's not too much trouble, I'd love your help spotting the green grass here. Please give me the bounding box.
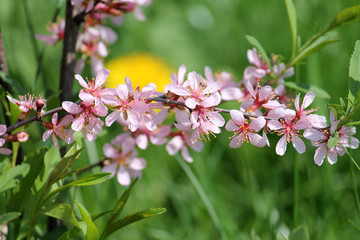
[1,0,360,239]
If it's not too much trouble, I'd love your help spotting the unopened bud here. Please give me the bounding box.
[35,96,46,113]
[6,132,29,143]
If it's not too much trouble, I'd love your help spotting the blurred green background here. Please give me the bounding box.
[1,0,360,239]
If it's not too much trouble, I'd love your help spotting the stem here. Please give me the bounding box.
[293,153,300,227]
[175,155,227,240]
[59,0,84,102]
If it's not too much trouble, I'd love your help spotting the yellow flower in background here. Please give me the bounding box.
[105,53,174,91]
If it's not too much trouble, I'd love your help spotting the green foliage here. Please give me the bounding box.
[100,179,167,240]
[289,225,309,240]
[245,35,271,68]
[284,0,297,57]
[75,201,99,240]
[42,172,111,204]
[349,40,360,81]
[288,33,340,67]
[0,162,29,193]
[284,81,330,99]
[41,203,81,229]
[0,212,21,225]
[324,5,360,33]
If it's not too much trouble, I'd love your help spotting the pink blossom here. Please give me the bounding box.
[35,18,65,46]
[304,112,359,165]
[189,105,225,143]
[205,66,243,101]
[62,93,107,141]
[246,48,270,77]
[102,143,146,186]
[7,94,36,113]
[268,109,306,156]
[166,131,203,162]
[103,77,157,131]
[76,27,108,75]
[75,68,116,103]
[133,124,171,149]
[167,71,221,109]
[42,113,75,149]
[273,63,294,83]
[225,110,266,148]
[0,125,12,155]
[242,84,282,113]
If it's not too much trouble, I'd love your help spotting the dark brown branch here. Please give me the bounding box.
[59,0,85,102]
[6,106,64,134]
[76,159,105,175]
[149,96,280,121]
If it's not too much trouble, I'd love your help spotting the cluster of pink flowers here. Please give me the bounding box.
[36,0,151,75]
[3,48,359,186]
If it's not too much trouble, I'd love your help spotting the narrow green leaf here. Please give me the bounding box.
[277,233,288,240]
[100,178,138,240]
[0,212,21,225]
[349,40,360,81]
[289,225,309,240]
[325,5,360,33]
[108,178,138,224]
[285,0,297,57]
[45,146,82,188]
[327,103,345,120]
[284,82,330,99]
[43,172,111,204]
[289,33,340,67]
[57,227,81,240]
[327,132,339,149]
[0,163,30,193]
[57,210,112,240]
[245,35,271,68]
[41,203,80,229]
[75,201,99,240]
[104,208,167,238]
[346,121,360,126]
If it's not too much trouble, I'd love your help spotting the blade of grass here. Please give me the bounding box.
[175,155,227,240]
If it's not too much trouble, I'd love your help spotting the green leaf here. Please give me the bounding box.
[75,201,99,240]
[289,33,340,67]
[285,0,297,57]
[349,40,360,81]
[104,208,167,239]
[43,172,111,204]
[325,5,360,33]
[327,103,345,120]
[57,227,81,240]
[284,81,330,99]
[327,131,339,149]
[57,211,111,240]
[289,225,309,240]
[245,35,271,68]
[0,163,30,193]
[44,145,82,191]
[277,233,288,240]
[41,203,80,229]
[0,70,26,94]
[0,212,21,224]
[108,178,138,224]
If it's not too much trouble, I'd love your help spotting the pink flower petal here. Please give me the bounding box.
[102,162,117,178]
[105,111,119,127]
[129,157,146,170]
[229,136,243,148]
[117,167,131,186]
[292,135,306,154]
[72,115,85,131]
[276,135,287,156]
[302,91,315,109]
[103,143,117,158]
[267,120,283,130]
[181,147,193,162]
[314,144,327,166]
[225,120,238,131]
[249,117,265,131]
[62,101,83,114]
[136,134,148,150]
[166,136,183,155]
[230,110,244,126]
[95,68,110,88]
[75,74,89,89]
[42,129,53,142]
